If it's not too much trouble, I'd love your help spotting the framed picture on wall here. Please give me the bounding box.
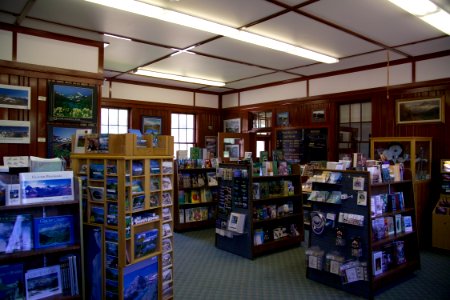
[142,116,162,135]
[47,124,96,167]
[312,110,326,122]
[47,82,98,123]
[223,118,241,133]
[0,120,31,144]
[396,96,445,124]
[0,84,31,110]
[205,136,217,158]
[277,112,289,126]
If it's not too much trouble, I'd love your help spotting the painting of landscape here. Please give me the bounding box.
[0,84,30,109]
[48,83,97,123]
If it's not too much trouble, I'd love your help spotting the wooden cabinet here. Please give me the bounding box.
[0,173,83,299]
[305,169,419,298]
[370,136,431,245]
[215,162,303,259]
[71,154,174,300]
[174,160,218,232]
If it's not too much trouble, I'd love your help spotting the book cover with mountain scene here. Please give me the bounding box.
[123,256,158,300]
[34,215,74,249]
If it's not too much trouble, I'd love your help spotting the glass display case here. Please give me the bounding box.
[370,137,432,181]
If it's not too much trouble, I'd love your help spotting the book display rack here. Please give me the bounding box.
[432,159,450,250]
[174,159,218,232]
[0,173,83,299]
[305,169,419,298]
[215,162,303,259]
[72,150,174,300]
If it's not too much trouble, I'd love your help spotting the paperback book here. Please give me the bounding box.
[123,256,158,300]
[33,215,74,249]
[134,229,158,259]
[0,263,24,299]
[25,265,62,300]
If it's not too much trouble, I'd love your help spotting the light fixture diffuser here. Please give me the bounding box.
[134,68,226,87]
[388,0,450,35]
[86,0,339,63]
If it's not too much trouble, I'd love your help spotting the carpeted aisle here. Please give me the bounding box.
[173,229,450,300]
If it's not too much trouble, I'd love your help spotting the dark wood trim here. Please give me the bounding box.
[101,98,219,113]
[0,60,103,84]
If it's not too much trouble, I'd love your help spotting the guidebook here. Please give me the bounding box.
[0,214,33,253]
[33,215,75,249]
[20,171,74,204]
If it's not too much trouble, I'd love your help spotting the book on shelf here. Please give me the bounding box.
[385,216,395,236]
[105,229,118,243]
[83,227,102,300]
[162,207,172,221]
[395,214,402,234]
[19,171,74,204]
[162,252,172,268]
[33,215,75,249]
[90,205,104,224]
[179,209,185,224]
[0,263,24,299]
[25,265,62,300]
[402,215,413,233]
[162,191,172,206]
[134,229,158,259]
[107,203,118,226]
[89,163,104,179]
[191,190,201,203]
[162,177,172,190]
[162,238,172,253]
[162,268,173,283]
[0,214,33,253]
[132,195,145,211]
[227,212,246,234]
[150,193,160,207]
[150,177,160,191]
[206,172,218,186]
[190,147,201,160]
[88,186,104,202]
[105,241,119,257]
[201,188,213,202]
[6,183,21,206]
[163,223,172,237]
[131,161,143,176]
[162,161,173,174]
[131,179,144,194]
[30,156,65,172]
[59,254,79,296]
[372,251,384,276]
[123,256,158,300]
[150,160,161,174]
[395,240,406,264]
[106,178,118,201]
[277,161,289,175]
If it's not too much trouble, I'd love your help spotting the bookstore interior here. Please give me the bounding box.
[0,0,450,299]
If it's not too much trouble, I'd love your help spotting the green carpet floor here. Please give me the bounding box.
[173,229,450,299]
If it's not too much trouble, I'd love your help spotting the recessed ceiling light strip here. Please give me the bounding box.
[86,0,338,63]
[134,68,225,86]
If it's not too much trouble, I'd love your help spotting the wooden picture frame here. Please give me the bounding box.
[142,116,162,135]
[396,96,445,124]
[48,82,98,123]
[277,112,289,126]
[223,118,241,133]
[0,84,31,110]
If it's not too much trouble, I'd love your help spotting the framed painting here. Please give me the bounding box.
[0,120,30,144]
[47,124,96,166]
[277,112,289,126]
[0,84,31,110]
[312,110,326,122]
[396,96,445,124]
[205,136,217,158]
[142,116,162,135]
[223,118,241,133]
[48,82,98,123]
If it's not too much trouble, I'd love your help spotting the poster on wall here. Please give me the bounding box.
[0,120,31,144]
[0,84,31,110]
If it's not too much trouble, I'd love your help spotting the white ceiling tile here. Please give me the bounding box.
[395,37,450,56]
[225,72,300,90]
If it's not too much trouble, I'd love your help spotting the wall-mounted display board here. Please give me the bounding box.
[275,128,328,164]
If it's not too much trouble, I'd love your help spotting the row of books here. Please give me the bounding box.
[252,160,291,177]
[0,214,75,254]
[178,188,217,204]
[253,201,294,221]
[179,171,218,189]
[179,207,212,223]
[371,192,405,216]
[372,240,406,276]
[86,160,172,179]
[253,180,294,200]
[177,158,219,169]
[0,259,79,300]
[372,215,413,241]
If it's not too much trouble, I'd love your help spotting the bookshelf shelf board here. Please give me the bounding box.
[371,208,415,219]
[372,231,417,248]
[0,244,81,262]
[252,195,299,202]
[0,200,80,210]
[372,260,421,291]
[253,236,303,255]
[253,213,302,224]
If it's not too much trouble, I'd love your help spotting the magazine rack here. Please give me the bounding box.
[305,169,420,298]
[71,153,174,300]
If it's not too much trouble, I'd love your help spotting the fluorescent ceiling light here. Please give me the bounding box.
[134,68,226,86]
[388,0,450,35]
[86,0,338,63]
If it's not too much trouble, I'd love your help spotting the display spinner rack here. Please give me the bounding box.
[72,134,174,300]
[306,169,420,298]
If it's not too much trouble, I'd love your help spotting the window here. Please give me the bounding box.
[338,102,371,159]
[101,108,128,134]
[171,113,195,153]
[252,111,272,129]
